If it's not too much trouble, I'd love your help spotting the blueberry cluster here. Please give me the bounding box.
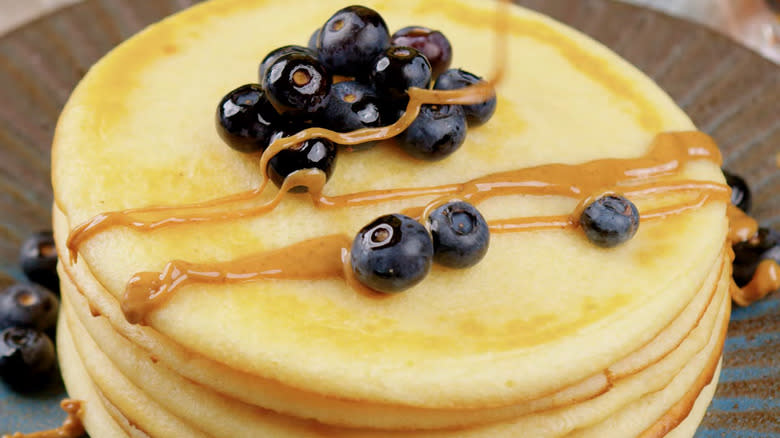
[723,169,779,286]
[216,5,497,189]
[351,201,490,293]
[1,232,61,392]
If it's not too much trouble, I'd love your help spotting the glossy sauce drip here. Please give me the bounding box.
[726,204,758,243]
[2,400,84,438]
[115,131,733,324]
[119,191,728,324]
[67,131,722,257]
[730,260,780,307]
[726,204,780,306]
[123,235,350,324]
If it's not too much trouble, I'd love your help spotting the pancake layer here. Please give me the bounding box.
[58,274,729,437]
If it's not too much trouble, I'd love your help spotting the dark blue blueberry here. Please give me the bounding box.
[266,128,338,191]
[19,231,59,293]
[350,214,433,293]
[434,69,496,127]
[0,283,59,333]
[0,327,56,391]
[580,195,639,248]
[732,228,780,286]
[368,46,432,102]
[258,45,317,83]
[390,26,452,79]
[320,81,382,150]
[216,84,280,153]
[262,52,331,117]
[399,104,466,161]
[379,104,407,127]
[722,169,752,213]
[317,5,390,77]
[428,201,489,268]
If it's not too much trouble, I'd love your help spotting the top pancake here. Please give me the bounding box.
[52,0,728,407]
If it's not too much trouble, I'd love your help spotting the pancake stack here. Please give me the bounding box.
[51,0,732,436]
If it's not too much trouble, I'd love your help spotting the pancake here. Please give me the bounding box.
[58,277,729,437]
[52,205,728,430]
[56,325,721,438]
[51,0,731,435]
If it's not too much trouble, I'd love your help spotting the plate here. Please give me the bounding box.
[0,0,777,435]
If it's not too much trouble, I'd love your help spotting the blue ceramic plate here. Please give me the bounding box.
[0,0,777,435]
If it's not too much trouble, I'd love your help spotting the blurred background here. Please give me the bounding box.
[2,0,779,63]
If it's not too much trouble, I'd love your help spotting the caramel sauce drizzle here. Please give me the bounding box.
[726,204,758,243]
[730,260,780,307]
[67,130,721,257]
[92,130,777,323]
[2,399,85,438]
[106,130,740,324]
[726,204,780,306]
[123,234,351,324]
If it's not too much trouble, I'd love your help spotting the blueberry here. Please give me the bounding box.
[722,169,752,213]
[379,105,407,127]
[258,45,317,81]
[19,231,59,293]
[428,201,489,268]
[216,84,280,153]
[0,283,59,334]
[368,46,432,102]
[317,5,390,77]
[320,81,382,149]
[350,214,433,293]
[266,128,338,191]
[390,26,452,79]
[580,195,640,248]
[434,69,497,127]
[262,51,331,118]
[0,327,56,391]
[732,228,780,286]
[399,104,467,161]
